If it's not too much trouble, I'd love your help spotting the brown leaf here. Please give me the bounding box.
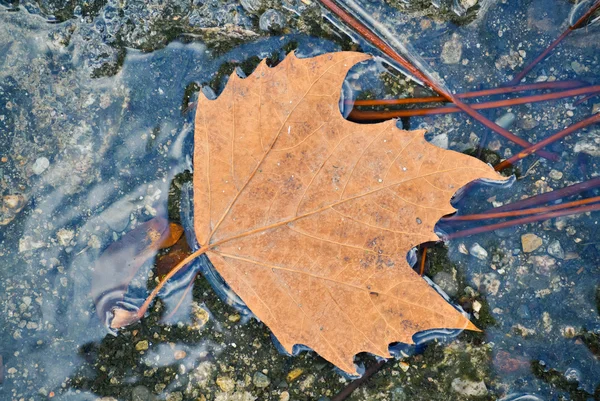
[189,51,506,374]
[91,216,183,326]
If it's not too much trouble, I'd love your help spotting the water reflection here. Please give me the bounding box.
[1,0,599,399]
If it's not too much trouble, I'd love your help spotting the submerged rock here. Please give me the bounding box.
[547,240,565,259]
[441,34,463,64]
[521,233,543,253]
[451,378,488,397]
[469,243,488,260]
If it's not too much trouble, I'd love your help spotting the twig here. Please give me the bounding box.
[443,195,600,221]
[318,0,558,161]
[491,177,600,213]
[331,359,387,401]
[349,80,585,106]
[574,91,600,106]
[495,113,600,170]
[419,246,427,276]
[348,85,600,120]
[444,202,600,239]
[507,0,600,85]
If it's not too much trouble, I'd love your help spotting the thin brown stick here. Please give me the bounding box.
[349,85,600,120]
[445,202,600,239]
[349,80,585,106]
[507,0,600,85]
[444,196,600,221]
[419,246,427,276]
[318,0,558,161]
[331,359,387,401]
[491,177,600,213]
[574,91,600,106]
[495,113,600,170]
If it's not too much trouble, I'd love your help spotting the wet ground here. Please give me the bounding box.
[0,0,599,400]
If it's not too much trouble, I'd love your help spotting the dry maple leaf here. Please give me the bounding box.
[116,51,505,374]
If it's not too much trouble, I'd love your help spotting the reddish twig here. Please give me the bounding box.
[318,0,558,161]
[444,195,600,221]
[495,112,600,170]
[349,80,585,106]
[574,91,600,106]
[331,359,387,401]
[349,85,600,120]
[507,0,600,85]
[491,177,600,213]
[444,202,600,239]
[419,246,427,276]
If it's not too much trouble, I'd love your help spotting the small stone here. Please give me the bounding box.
[547,240,565,259]
[56,228,74,246]
[529,255,556,276]
[279,391,290,401]
[429,133,448,149]
[521,233,543,252]
[441,34,463,64]
[131,385,151,401]
[259,9,283,32]
[433,271,459,297]
[228,314,241,323]
[472,300,482,312]
[398,361,409,372]
[548,169,563,180]
[32,157,50,175]
[571,61,586,75]
[469,243,488,260]
[135,340,149,351]
[286,368,303,382]
[574,131,600,156]
[252,372,270,388]
[495,112,516,129]
[458,243,469,255]
[460,0,478,10]
[216,376,235,392]
[451,378,488,397]
[174,350,186,360]
[593,103,599,114]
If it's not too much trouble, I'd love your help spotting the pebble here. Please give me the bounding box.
[529,255,556,276]
[441,34,463,64]
[546,240,565,259]
[495,112,516,129]
[521,233,543,252]
[286,368,303,382]
[460,0,478,9]
[252,372,270,388]
[593,103,599,114]
[469,243,488,260]
[451,378,488,397]
[433,271,459,297]
[216,376,235,392]
[279,391,290,401]
[32,157,50,175]
[548,169,563,180]
[56,228,74,246]
[574,131,600,156]
[259,9,283,32]
[131,385,152,401]
[429,133,448,149]
[135,340,149,351]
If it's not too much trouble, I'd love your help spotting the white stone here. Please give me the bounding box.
[469,243,488,260]
[32,157,50,175]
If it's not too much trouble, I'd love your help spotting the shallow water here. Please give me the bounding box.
[1,1,599,400]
